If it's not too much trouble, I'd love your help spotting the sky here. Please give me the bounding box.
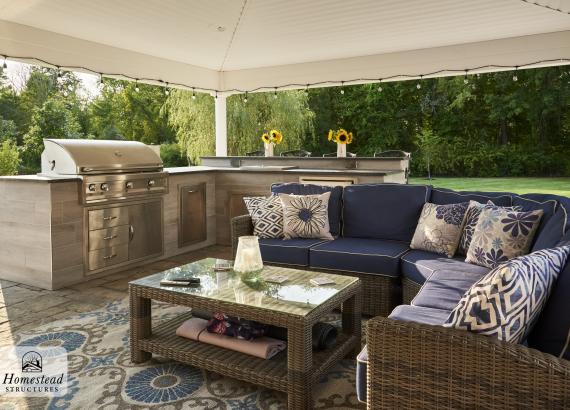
[4,59,101,99]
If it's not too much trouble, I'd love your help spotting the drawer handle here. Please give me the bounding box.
[103,216,117,221]
[187,190,196,193]
[103,254,117,260]
[103,235,117,240]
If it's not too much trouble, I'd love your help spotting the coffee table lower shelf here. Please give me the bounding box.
[137,312,357,393]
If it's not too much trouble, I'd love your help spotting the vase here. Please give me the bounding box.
[337,143,347,158]
[233,236,264,274]
[264,142,274,157]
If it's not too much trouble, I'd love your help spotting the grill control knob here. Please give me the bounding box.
[147,179,156,188]
[126,181,134,189]
[100,183,110,192]
[88,183,97,192]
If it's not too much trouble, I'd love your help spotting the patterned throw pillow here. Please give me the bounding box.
[465,207,543,269]
[279,192,333,240]
[243,196,283,239]
[457,200,523,255]
[410,202,469,257]
[444,246,570,343]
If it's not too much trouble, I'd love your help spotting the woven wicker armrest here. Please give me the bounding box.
[366,316,570,409]
[231,214,254,257]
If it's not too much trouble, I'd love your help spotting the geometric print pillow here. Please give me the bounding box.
[465,207,543,269]
[444,245,570,343]
[278,192,333,240]
[457,200,523,256]
[410,202,469,258]
[243,196,283,239]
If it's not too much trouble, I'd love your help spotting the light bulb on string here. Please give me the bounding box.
[244,91,248,103]
[416,76,422,90]
[512,66,518,82]
[56,67,62,78]
[134,80,140,92]
[164,83,170,96]
[273,88,278,99]
[192,88,196,100]
[340,81,345,95]
[305,84,309,95]
[2,56,6,70]
[463,70,469,84]
[377,79,383,92]
[215,91,218,99]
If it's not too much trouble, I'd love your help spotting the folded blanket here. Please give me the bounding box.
[176,318,287,359]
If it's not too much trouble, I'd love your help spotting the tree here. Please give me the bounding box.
[0,140,20,175]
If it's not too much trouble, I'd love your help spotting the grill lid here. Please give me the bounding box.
[41,139,163,175]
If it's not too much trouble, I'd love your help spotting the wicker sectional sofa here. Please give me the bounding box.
[231,182,570,408]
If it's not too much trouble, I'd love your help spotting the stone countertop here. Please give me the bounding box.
[0,165,400,182]
[200,155,409,161]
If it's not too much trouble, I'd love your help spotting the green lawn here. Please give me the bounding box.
[409,177,570,197]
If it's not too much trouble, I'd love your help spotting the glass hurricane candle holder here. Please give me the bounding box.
[233,236,264,274]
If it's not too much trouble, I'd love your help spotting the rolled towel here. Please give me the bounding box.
[176,318,287,360]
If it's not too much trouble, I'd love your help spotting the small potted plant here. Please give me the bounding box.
[261,129,283,157]
[327,128,353,157]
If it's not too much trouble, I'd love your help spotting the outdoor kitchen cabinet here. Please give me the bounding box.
[86,199,163,273]
[179,183,207,247]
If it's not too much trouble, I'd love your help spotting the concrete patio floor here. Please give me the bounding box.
[0,245,232,345]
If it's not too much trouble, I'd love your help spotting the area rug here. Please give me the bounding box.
[0,299,364,409]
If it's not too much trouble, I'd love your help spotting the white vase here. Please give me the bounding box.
[264,142,274,157]
[337,143,347,157]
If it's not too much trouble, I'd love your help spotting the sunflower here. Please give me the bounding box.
[270,129,283,144]
[261,133,270,143]
[347,132,353,144]
[327,129,333,141]
[336,129,349,144]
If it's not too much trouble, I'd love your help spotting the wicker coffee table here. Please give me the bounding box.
[129,258,361,409]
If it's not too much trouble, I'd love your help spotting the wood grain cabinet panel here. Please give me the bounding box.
[179,184,207,247]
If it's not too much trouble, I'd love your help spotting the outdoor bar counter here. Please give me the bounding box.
[0,155,408,290]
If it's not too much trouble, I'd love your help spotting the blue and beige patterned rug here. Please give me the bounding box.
[0,299,363,409]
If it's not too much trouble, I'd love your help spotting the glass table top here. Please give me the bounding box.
[130,258,359,317]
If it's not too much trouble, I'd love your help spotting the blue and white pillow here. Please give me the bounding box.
[243,196,283,239]
[279,192,333,240]
[444,245,570,343]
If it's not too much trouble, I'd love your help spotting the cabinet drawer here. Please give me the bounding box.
[88,244,129,271]
[89,207,128,230]
[89,225,130,251]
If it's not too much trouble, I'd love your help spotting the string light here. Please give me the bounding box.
[463,70,469,84]
[340,81,345,94]
[2,56,6,70]
[377,78,383,92]
[0,52,567,95]
[215,91,218,99]
[519,0,570,15]
[244,91,248,103]
[416,75,422,89]
[164,83,170,96]
[273,87,278,99]
[513,66,518,82]
[192,88,196,99]
[134,80,140,92]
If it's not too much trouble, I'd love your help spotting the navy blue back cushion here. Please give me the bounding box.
[532,206,568,251]
[512,194,558,240]
[342,184,431,242]
[528,231,570,360]
[430,187,512,206]
[271,183,343,237]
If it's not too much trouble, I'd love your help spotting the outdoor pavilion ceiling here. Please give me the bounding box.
[1,0,570,95]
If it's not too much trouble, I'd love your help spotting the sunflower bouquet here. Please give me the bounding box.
[261,129,283,145]
[327,128,353,145]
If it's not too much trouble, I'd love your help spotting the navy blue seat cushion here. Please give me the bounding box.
[412,268,489,311]
[356,305,450,402]
[309,237,408,277]
[271,183,343,237]
[430,187,512,206]
[259,238,328,266]
[401,250,490,284]
[342,184,431,242]
[531,206,568,252]
[528,233,570,360]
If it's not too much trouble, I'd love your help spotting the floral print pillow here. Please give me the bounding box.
[465,207,543,269]
[279,192,334,240]
[410,202,470,258]
[457,200,523,256]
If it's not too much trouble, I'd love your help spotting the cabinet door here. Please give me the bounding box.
[128,200,163,261]
[179,184,207,247]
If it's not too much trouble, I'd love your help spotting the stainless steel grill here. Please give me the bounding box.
[41,139,168,204]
